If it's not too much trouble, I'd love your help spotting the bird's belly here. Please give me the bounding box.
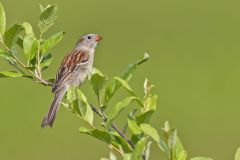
[71,65,92,87]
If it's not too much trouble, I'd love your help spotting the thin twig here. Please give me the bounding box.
[90,104,135,149]
[36,32,43,78]
[109,144,123,155]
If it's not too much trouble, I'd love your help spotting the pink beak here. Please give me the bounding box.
[95,35,103,41]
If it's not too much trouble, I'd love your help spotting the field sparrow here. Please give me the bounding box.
[41,33,102,128]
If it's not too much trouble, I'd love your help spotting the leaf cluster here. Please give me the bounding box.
[0,3,63,85]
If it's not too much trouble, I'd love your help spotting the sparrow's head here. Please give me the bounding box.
[76,34,102,50]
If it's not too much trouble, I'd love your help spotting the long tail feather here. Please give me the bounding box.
[41,90,66,128]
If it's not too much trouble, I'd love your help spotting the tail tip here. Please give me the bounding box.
[41,117,53,128]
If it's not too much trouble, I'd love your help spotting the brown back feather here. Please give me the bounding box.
[52,49,89,93]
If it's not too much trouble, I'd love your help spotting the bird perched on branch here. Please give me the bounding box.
[41,34,102,128]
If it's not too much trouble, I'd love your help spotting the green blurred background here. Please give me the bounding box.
[0,0,240,159]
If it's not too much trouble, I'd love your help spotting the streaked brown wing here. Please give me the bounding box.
[52,49,89,93]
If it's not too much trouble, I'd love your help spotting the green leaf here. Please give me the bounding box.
[66,87,93,125]
[136,110,155,124]
[90,68,108,107]
[71,99,81,115]
[123,154,131,160]
[76,89,88,104]
[100,152,117,160]
[106,96,138,128]
[140,124,160,143]
[143,94,157,112]
[0,2,6,36]
[158,121,171,153]
[16,36,23,48]
[76,89,94,125]
[0,71,30,78]
[109,153,117,160]
[127,119,142,135]
[0,48,10,59]
[158,140,169,154]
[38,4,58,33]
[79,127,111,144]
[41,31,64,54]
[162,121,171,133]
[122,53,150,82]
[136,95,157,124]
[23,35,39,63]
[4,24,23,48]
[235,148,240,160]
[144,78,154,95]
[123,109,138,134]
[130,138,147,160]
[22,22,34,36]
[113,77,143,107]
[105,53,150,104]
[114,77,135,96]
[144,141,152,160]
[172,136,187,160]
[39,4,52,13]
[40,53,53,69]
[110,131,132,152]
[190,158,213,160]
[168,129,177,149]
[160,122,187,160]
[67,86,77,102]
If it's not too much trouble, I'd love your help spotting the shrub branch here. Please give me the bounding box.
[90,104,135,149]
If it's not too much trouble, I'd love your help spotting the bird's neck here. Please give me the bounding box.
[75,43,97,52]
[76,45,93,51]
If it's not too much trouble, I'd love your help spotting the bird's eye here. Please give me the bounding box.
[87,36,91,39]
